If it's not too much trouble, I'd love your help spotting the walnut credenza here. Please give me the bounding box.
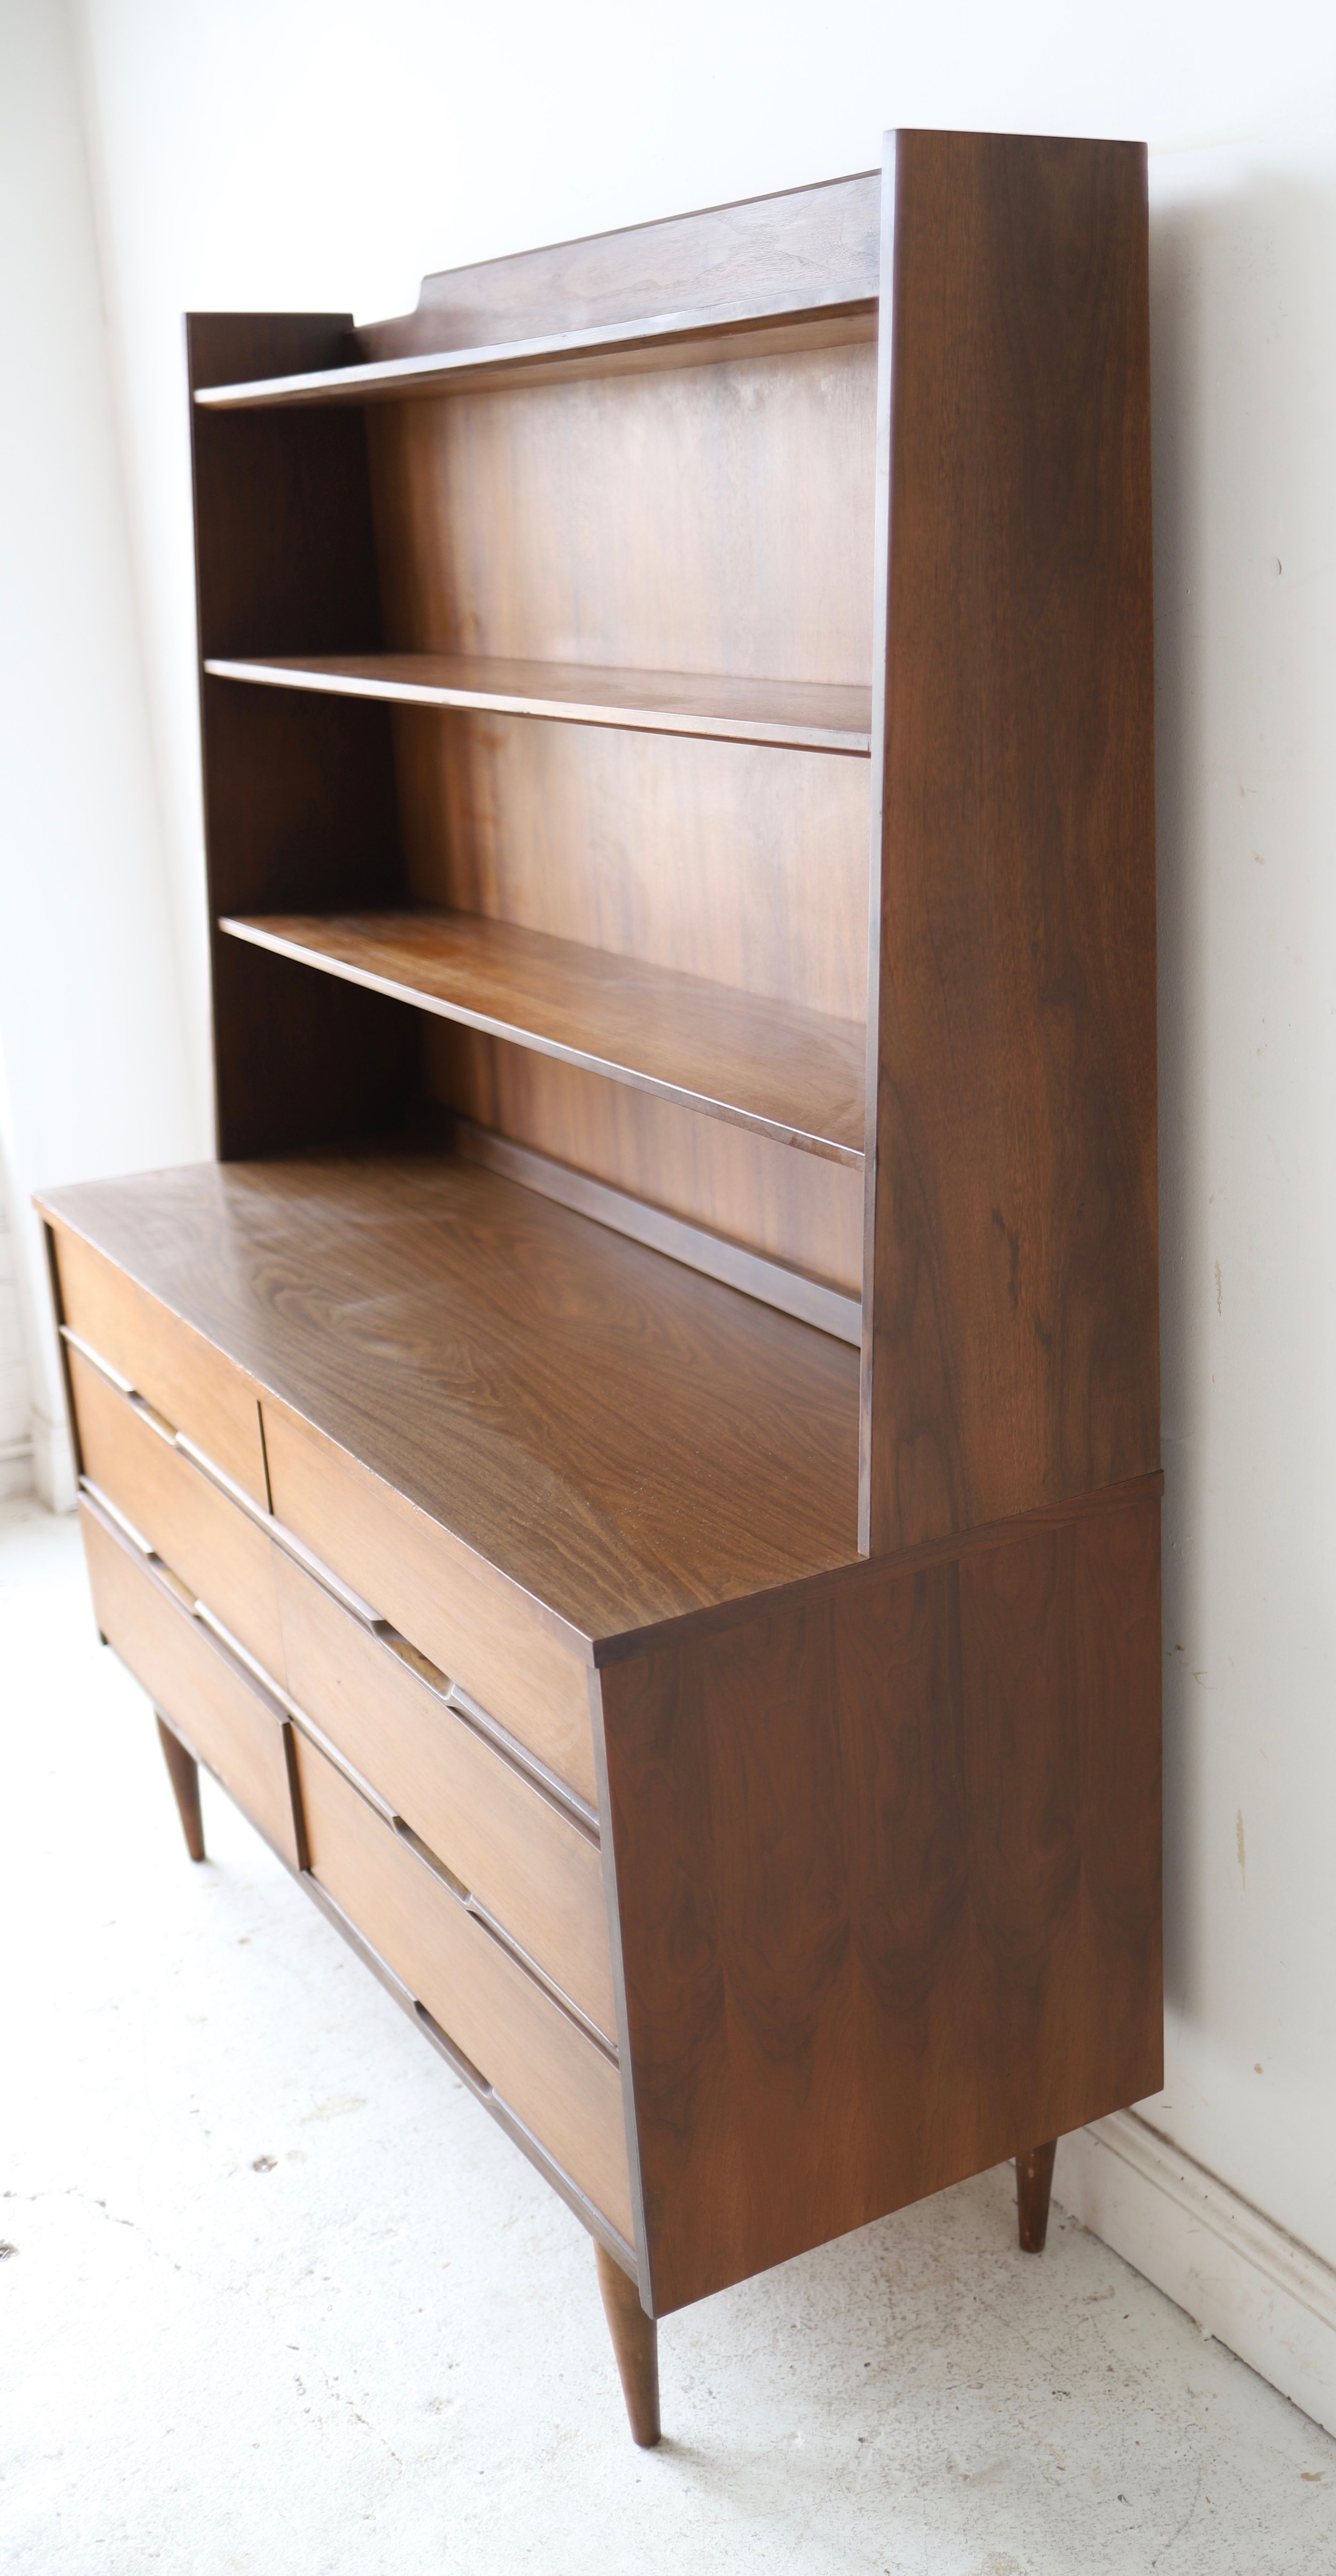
[38,129,1161,2446]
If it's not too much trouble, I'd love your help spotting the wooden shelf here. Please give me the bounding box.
[220,908,867,1166]
[42,1149,860,1643]
[204,654,872,756]
[191,289,877,410]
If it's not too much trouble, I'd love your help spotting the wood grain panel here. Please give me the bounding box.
[861,131,1158,1552]
[597,1491,1163,2315]
[367,341,876,690]
[38,1153,860,1646]
[273,1543,615,2032]
[262,1397,598,1803]
[296,1733,632,2236]
[429,1041,865,1296]
[81,1497,299,1869]
[355,169,880,359]
[204,653,872,753]
[48,1221,269,1506]
[222,906,864,1163]
[392,716,869,1025]
[68,1344,286,1680]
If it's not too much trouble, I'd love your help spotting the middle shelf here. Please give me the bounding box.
[203,652,873,754]
[220,907,867,1165]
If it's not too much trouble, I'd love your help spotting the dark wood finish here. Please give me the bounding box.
[156,1714,206,1862]
[220,907,865,1164]
[1016,2141,1058,2252]
[594,2243,661,2447]
[187,313,415,1161]
[294,1732,633,2237]
[38,1152,860,1647]
[360,172,879,355]
[205,652,872,753]
[193,168,883,415]
[429,1047,866,1300]
[81,1496,300,1871]
[261,1393,599,1803]
[303,1872,637,2274]
[195,310,877,409]
[861,131,1158,1553]
[48,1224,269,1506]
[45,148,1160,2440]
[67,1343,287,1679]
[452,1120,861,1345]
[271,1544,616,2035]
[597,1486,1161,2316]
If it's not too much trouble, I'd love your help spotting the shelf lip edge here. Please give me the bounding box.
[191,285,880,408]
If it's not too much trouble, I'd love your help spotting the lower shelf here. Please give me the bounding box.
[219,904,867,1165]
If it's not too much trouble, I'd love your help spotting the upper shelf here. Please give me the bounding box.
[220,907,866,1166]
[204,653,873,756]
[191,289,877,410]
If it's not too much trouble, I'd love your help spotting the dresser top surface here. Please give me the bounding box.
[41,1147,861,1647]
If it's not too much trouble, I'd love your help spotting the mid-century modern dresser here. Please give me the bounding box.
[37,129,1161,2447]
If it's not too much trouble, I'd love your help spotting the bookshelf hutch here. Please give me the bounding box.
[37,129,1161,2447]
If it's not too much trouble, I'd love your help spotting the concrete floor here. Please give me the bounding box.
[2,1493,1333,2575]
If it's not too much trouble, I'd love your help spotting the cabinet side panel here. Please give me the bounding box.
[863,132,1158,1552]
[187,313,416,1157]
[601,1489,1162,2315]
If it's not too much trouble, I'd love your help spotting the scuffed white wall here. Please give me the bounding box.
[1151,140,1336,2271]
[3,0,1334,2391]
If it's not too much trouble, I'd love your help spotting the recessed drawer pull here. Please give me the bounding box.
[393,1815,471,1902]
[391,1813,618,2060]
[380,1629,599,1840]
[61,1327,136,1399]
[414,2004,491,2094]
[81,1475,153,1559]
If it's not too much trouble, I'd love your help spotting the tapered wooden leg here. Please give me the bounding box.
[1016,2139,1058,2252]
[594,2243,660,2446]
[156,1714,206,1862]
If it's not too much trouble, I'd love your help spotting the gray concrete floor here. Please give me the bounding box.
[3,1492,1334,2575]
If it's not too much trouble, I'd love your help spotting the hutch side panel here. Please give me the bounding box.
[863,130,1158,1554]
[597,1483,1162,2317]
[188,312,416,1158]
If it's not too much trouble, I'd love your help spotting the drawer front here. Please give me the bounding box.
[81,1497,299,1868]
[53,1224,269,1507]
[273,1545,615,2039]
[294,1733,632,2238]
[69,1345,286,1682]
[263,1397,597,1804]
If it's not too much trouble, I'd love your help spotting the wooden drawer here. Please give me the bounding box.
[53,1224,269,1507]
[69,1344,286,1683]
[262,1397,598,1804]
[294,1732,632,2238]
[273,1546,616,2038]
[81,1495,299,1868]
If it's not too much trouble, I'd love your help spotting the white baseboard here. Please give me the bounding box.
[1057,2111,1336,2435]
[28,1405,76,1512]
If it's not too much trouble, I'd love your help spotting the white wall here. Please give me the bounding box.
[0,1132,36,1499]
[5,0,1334,2417]
[0,0,199,1508]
